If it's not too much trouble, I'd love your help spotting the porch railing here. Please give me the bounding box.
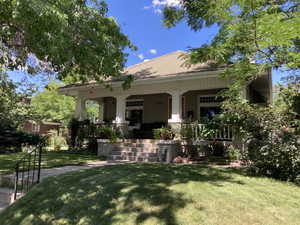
[14,145,43,200]
[181,123,234,141]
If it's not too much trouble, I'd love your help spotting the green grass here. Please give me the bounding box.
[0,151,104,174]
[0,164,300,225]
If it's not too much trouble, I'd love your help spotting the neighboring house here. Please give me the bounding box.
[58,51,272,139]
[23,121,61,136]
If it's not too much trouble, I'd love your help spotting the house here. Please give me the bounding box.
[58,51,272,161]
[23,120,61,136]
[58,51,272,132]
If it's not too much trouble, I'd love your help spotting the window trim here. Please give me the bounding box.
[197,95,221,120]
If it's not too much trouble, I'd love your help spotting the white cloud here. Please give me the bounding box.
[154,8,162,14]
[144,0,181,14]
[149,49,157,55]
[152,0,181,7]
[138,54,144,60]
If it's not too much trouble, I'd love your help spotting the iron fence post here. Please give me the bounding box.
[14,163,19,200]
[37,145,42,184]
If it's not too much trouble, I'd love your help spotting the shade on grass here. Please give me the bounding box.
[0,152,103,174]
[0,163,300,225]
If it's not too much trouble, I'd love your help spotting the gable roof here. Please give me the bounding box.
[60,51,222,90]
[122,50,218,80]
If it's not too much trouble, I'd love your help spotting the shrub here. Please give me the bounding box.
[0,124,46,152]
[220,95,300,183]
[226,145,240,161]
[67,118,81,149]
[97,126,122,143]
[153,127,175,140]
[208,141,226,157]
[87,138,98,155]
[247,130,300,182]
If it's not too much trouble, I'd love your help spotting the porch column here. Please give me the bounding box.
[168,91,184,134]
[74,96,87,121]
[113,95,129,136]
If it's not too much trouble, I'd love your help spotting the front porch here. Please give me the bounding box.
[92,89,228,139]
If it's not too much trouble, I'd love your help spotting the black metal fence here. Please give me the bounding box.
[14,145,43,200]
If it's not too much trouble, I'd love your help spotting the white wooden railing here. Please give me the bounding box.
[181,123,234,140]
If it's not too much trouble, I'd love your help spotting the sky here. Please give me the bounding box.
[105,0,218,66]
[8,0,285,86]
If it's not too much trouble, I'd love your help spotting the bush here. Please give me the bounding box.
[97,126,122,142]
[48,135,67,151]
[247,130,300,182]
[153,127,175,140]
[208,141,226,157]
[220,94,300,183]
[67,118,80,149]
[0,125,46,152]
[87,138,98,155]
[226,145,240,161]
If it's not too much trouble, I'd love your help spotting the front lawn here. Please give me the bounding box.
[0,151,104,174]
[0,164,299,225]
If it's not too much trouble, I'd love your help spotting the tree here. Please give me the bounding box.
[31,81,75,125]
[163,0,300,95]
[31,81,99,125]
[0,0,135,82]
[0,70,36,129]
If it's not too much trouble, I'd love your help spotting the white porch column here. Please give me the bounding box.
[114,95,128,124]
[74,96,87,121]
[113,95,129,137]
[168,91,183,124]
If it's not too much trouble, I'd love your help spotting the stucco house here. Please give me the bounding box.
[58,50,272,131]
[58,51,272,161]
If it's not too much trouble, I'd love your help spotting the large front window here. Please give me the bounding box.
[198,95,222,122]
[126,99,144,127]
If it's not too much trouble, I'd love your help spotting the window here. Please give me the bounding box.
[199,96,223,103]
[126,100,144,107]
[126,99,144,126]
[198,95,223,122]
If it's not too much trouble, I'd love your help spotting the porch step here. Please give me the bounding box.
[105,139,160,162]
[108,155,158,162]
[111,151,157,158]
[113,147,157,152]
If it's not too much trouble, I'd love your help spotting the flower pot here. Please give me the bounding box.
[157,140,181,163]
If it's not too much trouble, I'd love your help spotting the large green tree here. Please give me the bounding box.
[163,0,300,95]
[0,70,36,129]
[31,81,99,125]
[0,0,135,82]
[31,81,75,125]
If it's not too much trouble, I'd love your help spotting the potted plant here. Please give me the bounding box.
[97,126,122,156]
[153,127,181,163]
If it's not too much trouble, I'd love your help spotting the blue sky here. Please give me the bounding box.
[107,0,285,83]
[8,0,285,85]
[105,0,219,66]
